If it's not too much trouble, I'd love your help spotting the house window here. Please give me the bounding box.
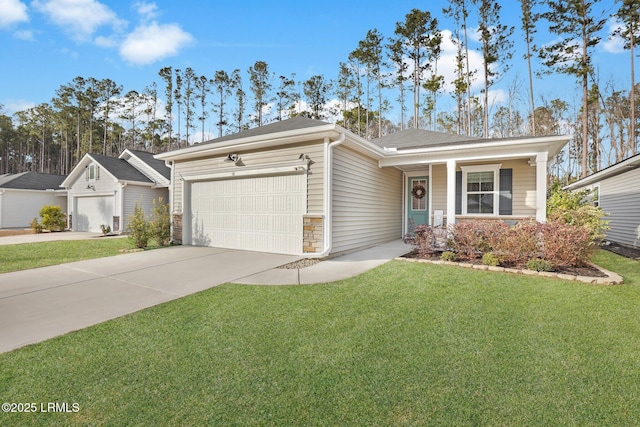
[590,185,600,207]
[86,164,99,182]
[411,179,427,211]
[461,164,501,215]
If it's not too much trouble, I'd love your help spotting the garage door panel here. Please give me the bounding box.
[76,196,113,232]
[189,174,305,255]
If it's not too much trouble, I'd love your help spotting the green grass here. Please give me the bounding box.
[0,238,158,273]
[1,250,639,425]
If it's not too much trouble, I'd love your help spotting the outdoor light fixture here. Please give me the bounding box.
[86,184,95,190]
[226,153,241,163]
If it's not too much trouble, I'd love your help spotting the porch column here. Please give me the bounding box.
[535,153,547,222]
[446,159,456,226]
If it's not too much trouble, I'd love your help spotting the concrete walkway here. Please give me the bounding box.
[0,240,411,353]
[233,240,410,285]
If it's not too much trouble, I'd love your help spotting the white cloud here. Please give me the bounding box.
[135,1,158,21]
[14,29,33,40]
[603,18,625,54]
[119,22,193,65]
[2,99,35,114]
[32,0,123,41]
[95,34,117,48]
[437,29,485,93]
[0,0,28,28]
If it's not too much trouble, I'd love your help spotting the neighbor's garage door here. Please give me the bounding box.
[189,174,306,254]
[76,196,113,232]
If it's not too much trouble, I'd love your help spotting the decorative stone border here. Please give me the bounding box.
[395,257,623,285]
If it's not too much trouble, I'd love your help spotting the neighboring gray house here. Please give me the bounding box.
[156,117,570,257]
[61,149,170,233]
[565,153,640,249]
[0,172,67,228]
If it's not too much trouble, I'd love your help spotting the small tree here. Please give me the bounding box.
[150,198,171,246]
[127,203,150,249]
[39,205,66,231]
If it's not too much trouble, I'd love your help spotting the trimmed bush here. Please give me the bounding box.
[441,251,457,262]
[482,252,500,267]
[494,220,540,266]
[30,217,43,234]
[527,258,554,272]
[412,225,436,257]
[39,205,66,231]
[451,220,508,260]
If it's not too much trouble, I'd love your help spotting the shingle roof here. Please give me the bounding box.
[128,150,171,180]
[371,128,482,150]
[0,172,66,190]
[196,117,330,146]
[89,154,153,183]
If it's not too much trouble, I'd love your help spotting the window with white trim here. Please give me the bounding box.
[461,164,501,215]
[88,164,96,181]
[590,185,600,207]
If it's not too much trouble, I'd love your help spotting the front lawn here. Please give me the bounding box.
[0,238,157,274]
[1,250,639,425]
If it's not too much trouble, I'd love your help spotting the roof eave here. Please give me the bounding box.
[155,124,343,161]
[565,154,640,190]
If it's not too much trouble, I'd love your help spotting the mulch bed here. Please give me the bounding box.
[602,242,640,260]
[0,229,34,237]
[401,250,607,278]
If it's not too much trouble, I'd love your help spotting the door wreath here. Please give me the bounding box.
[412,185,426,199]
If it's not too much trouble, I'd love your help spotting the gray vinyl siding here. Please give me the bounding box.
[172,140,325,215]
[0,191,67,228]
[331,145,403,255]
[574,168,640,248]
[122,186,169,231]
[431,159,536,218]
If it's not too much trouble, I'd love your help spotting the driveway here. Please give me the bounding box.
[0,246,298,353]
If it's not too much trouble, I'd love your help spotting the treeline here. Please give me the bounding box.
[0,0,638,183]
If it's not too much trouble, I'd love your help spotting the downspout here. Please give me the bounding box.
[306,132,345,258]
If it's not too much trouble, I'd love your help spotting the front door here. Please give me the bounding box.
[407,177,429,228]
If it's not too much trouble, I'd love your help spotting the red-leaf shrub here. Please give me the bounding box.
[494,220,541,266]
[451,220,508,260]
[413,225,436,257]
[539,220,594,267]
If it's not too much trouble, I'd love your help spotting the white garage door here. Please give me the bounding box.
[76,196,113,232]
[189,174,306,254]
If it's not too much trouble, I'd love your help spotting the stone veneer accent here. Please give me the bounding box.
[172,214,183,244]
[303,215,324,253]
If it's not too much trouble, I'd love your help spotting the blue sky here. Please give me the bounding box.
[0,0,628,129]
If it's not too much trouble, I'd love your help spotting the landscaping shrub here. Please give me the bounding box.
[100,225,111,235]
[39,205,66,231]
[527,258,554,272]
[540,220,595,267]
[150,197,171,246]
[30,217,43,234]
[412,225,436,257]
[441,251,457,262]
[126,203,150,249]
[547,183,609,243]
[494,220,540,266]
[451,220,507,260]
[482,252,500,267]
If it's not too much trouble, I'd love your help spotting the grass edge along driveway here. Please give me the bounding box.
[1,250,639,426]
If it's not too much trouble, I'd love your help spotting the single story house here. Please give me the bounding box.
[156,117,570,257]
[61,149,170,233]
[0,172,67,228]
[565,152,640,249]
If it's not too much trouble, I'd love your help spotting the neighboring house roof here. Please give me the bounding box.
[61,151,169,188]
[125,149,171,180]
[89,153,154,183]
[565,152,640,190]
[0,172,66,191]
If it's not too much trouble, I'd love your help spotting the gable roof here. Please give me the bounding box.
[88,153,154,183]
[121,150,171,180]
[372,128,481,150]
[197,117,330,146]
[0,172,66,191]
